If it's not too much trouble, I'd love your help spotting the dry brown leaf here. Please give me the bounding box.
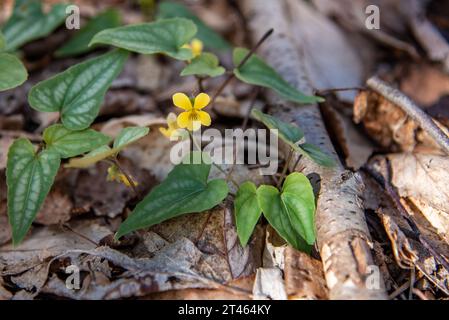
[400,63,449,106]
[284,247,328,300]
[354,91,446,153]
[388,153,449,213]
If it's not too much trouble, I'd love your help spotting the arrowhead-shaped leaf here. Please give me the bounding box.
[55,9,122,58]
[65,126,150,168]
[181,52,225,77]
[296,143,335,168]
[256,173,316,252]
[116,152,229,238]
[157,1,230,50]
[251,109,304,146]
[90,18,197,60]
[233,48,324,104]
[28,49,129,131]
[0,53,28,91]
[6,138,61,245]
[2,1,68,51]
[43,124,111,158]
[234,181,262,247]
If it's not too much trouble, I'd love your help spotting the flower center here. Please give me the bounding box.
[189,111,199,121]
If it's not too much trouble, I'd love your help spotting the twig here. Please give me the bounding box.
[367,76,449,155]
[211,28,274,104]
[315,86,365,96]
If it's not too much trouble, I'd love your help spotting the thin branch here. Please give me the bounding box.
[108,158,139,198]
[211,28,274,104]
[367,76,449,155]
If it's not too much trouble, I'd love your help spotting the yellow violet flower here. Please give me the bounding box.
[159,112,180,139]
[173,92,211,131]
[183,38,203,58]
[107,165,138,188]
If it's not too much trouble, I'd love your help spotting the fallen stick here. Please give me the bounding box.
[240,0,387,299]
[367,76,449,155]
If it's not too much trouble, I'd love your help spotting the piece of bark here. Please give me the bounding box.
[240,0,387,299]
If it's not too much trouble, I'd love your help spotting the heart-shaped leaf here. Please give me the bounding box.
[233,48,323,104]
[43,124,111,158]
[6,138,61,244]
[65,126,150,168]
[2,1,68,51]
[0,53,28,91]
[55,9,122,58]
[256,173,316,252]
[251,109,303,146]
[90,18,197,60]
[297,143,335,168]
[28,49,129,131]
[116,152,229,238]
[234,181,262,247]
[181,52,225,77]
[157,1,230,50]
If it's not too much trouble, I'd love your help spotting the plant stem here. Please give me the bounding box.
[188,130,240,189]
[277,147,293,189]
[225,88,260,184]
[110,158,139,198]
[315,86,365,95]
[211,28,274,104]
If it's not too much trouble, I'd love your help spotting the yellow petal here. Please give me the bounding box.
[191,39,203,57]
[197,110,211,127]
[173,93,192,110]
[193,93,210,110]
[159,127,172,138]
[167,112,178,127]
[177,111,193,129]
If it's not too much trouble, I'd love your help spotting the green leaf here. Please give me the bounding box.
[251,109,335,167]
[296,143,335,168]
[157,1,230,50]
[116,152,229,238]
[2,2,68,51]
[113,126,150,150]
[0,31,5,51]
[65,145,115,169]
[65,126,150,168]
[43,124,111,159]
[234,181,262,247]
[256,173,316,252]
[251,109,303,146]
[55,9,122,58]
[233,48,324,104]
[181,52,225,77]
[28,49,129,131]
[90,18,197,60]
[0,53,28,91]
[6,138,61,244]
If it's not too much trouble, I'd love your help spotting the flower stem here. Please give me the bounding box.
[188,130,240,189]
[110,158,139,198]
[277,147,294,189]
[211,28,274,104]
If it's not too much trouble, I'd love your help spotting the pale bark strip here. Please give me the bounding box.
[367,76,449,155]
[240,0,387,299]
